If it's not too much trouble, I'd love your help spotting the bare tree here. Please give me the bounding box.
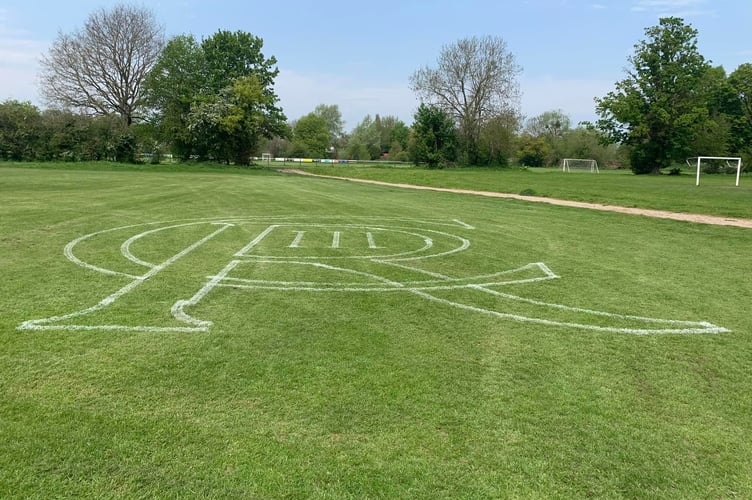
[39,4,164,126]
[410,36,521,163]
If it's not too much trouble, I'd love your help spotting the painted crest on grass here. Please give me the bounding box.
[18,216,728,335]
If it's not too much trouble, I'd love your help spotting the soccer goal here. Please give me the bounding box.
[261,153,272,163]
[688,156,743,186]
[562,158,599,173]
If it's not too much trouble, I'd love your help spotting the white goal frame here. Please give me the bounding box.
[261,153,272,162]
[562,158,599,173]
[691,156,743,186]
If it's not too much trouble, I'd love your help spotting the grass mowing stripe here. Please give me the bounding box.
[1,164,751,497]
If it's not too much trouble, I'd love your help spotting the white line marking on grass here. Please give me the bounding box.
[238,225,441,261]
[366,232,382,249]
[407,289,728,335]
[453,219,475,229]
[234,225,279,256]
[21,216,728,335]
[171,260,242,328]
[289,231,306,248]
[20,223,233,332]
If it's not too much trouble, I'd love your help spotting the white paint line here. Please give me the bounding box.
[234,225,279,256]
[25,217,728,336]
[120,221,233,269]
[381,229,468,262]
[407,289,728,335]
[366,232,382,249]
[453,219,475,229]
[171,260,242,327]
[65,230,142,278]
[20,224,233,332]
[235,226,441,261]
[289,231,306,248]
[467,285,719,328]
[19,323,209,333]
[210,279,726,334]
[376,260,452,280]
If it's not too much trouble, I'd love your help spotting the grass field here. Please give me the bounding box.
[297,164,752,219]
[2,163,752,497]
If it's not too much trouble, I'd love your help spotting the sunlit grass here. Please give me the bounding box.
[297,164,752,219]
[1,163,751,497]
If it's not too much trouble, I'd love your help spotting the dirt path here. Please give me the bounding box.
[279,168,752,229]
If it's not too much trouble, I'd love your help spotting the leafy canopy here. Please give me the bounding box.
[595,17,711,174]
[145,30,287,163]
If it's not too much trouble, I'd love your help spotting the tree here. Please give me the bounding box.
[524,110,571,140]
[595,17,711,174]
[560,126,621,169]
[410,104,457,168]
[293,113,330,158]
[523,110,570,166]
[346,115,381,160]
[477,112,519,166]
[39,4,164,126]
[728,64,752,163]
[143,35,205,159]
[313,104,344,143]
[145,30,287,162]
[516,135,550,167]
[691,66,735,157]
[410,35,521,165]
[0,100,42,160]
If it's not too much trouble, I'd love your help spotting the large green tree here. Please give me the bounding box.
[143,35,205,159]
[145,30,287,163]
[410,104,457,169]
[595,17,711,174]
[292,113,330,158]
[410,35,521,165]
[728,63,752,162]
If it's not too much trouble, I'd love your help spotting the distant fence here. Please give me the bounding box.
[135,154,410,166]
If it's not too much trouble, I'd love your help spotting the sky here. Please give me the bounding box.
[1,0,751,132]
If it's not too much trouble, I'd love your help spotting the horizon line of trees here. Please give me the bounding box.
[0,97,625,168]
[0,5,750,173]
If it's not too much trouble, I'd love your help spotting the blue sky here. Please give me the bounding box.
[1,0,750,131]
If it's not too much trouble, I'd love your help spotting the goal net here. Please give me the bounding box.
[687,156,743,186]
[562,158,599,173]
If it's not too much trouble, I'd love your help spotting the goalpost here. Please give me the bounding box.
[690,156,743,186]
[562,158,599,173]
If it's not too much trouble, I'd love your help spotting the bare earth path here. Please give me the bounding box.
[280,168,752,229]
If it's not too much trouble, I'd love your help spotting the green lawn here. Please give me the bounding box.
[296,164,752,219]
[1,163,751,498]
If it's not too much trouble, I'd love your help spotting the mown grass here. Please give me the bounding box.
[1,163,751,498]
[296,164,752,219]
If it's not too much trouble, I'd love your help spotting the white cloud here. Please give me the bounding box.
[630,0,713,16]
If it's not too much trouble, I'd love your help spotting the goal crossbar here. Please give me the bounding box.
[692,156,743,186]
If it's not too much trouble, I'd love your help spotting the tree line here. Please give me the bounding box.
[0,5,750,173]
